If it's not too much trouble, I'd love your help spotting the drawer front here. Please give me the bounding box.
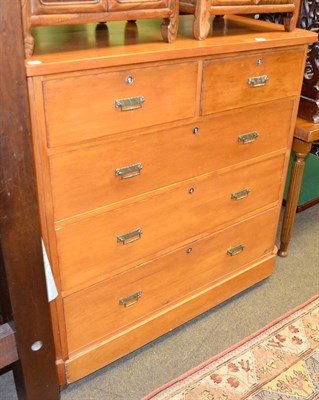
[56,155,284,292]
[63,208,278,353]
[43,62,198,147]
[32,0,108,14]
[202,49,305,115]
[50,100,293,221]
[109,0,169,12]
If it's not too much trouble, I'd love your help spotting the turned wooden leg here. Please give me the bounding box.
[278,138,312,257]
[193,0,211,40]
[284,13,297,32]
[283,0,300,31]
[20,0,35,57]
[23,32,34,58]
[161,0,179,42]
[124,21,138,44]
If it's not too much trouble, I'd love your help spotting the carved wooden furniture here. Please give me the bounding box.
[297,0,319,123]
[21,0,179,57]
[0,1,59,398]
[278,118,319,257]
[179,0,300,40]
[258,0,318,121]
[24,16,315,385]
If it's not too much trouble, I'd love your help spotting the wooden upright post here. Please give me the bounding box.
[0,1,60,398]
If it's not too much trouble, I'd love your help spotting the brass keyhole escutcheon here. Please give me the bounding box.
[125,75,134,84]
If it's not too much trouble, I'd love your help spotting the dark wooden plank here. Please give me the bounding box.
[0,1,60,399]
[0,323,18,369]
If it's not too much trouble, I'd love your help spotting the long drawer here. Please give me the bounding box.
[49,100,293,221]
[63,208,278,353]
[42,62,198,147]
[201,48,305,115]
[56,154,285,292]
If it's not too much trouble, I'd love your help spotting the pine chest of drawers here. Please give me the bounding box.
[25,16,315,385]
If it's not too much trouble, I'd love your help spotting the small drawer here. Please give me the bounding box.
[56,155,284,292]
[201,48,305,115]
[63,208,278,353]
[31,0,108,14]
[49,99,293,221]
[43,62,198,147]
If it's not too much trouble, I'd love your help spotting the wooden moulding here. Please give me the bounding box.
[179,0,300,40]
[282,197,319,213]
[21,0,179,57]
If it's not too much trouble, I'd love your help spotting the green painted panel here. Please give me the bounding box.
[284,152,319,206]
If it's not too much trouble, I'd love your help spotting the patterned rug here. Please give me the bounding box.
[144,295,319,400]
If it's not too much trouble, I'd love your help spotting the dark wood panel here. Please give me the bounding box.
[0,243,13,325]
[0,1,60,398]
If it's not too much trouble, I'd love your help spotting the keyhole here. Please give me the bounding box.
[125,75,134,84]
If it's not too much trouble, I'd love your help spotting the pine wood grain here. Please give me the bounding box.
[48,99,293,221]
[65,254,277,383]
[64,208,278,353]
[201,48,306,114]
[41,62,198,147]
[56,155,285,293]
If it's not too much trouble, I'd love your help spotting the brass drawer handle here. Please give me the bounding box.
[231,188,251,200]
[115,96,144,112]
[247,75,269,88]
[227,244,245,256]
[238,131,259,145]
[119,291,142,308]
[115,163,143,179]
[117,228,143,245]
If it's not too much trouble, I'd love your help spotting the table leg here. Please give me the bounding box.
[278,138,312,257]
